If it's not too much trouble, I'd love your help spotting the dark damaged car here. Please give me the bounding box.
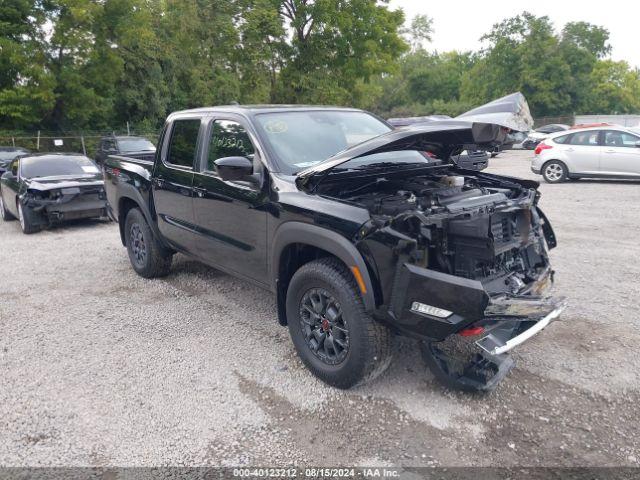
[0,153,108,234]
[103,97,565,391]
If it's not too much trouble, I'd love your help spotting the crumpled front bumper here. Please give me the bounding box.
[387,262,564,347]
[476,295,567,355]
[388,262,566,391]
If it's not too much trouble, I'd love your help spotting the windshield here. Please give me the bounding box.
[0,150,27,161]
[117,138,155,153]
[21,156,100,179]
[254,111,391,173]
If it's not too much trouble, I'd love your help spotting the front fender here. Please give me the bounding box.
[271,221,377,312]
[114,182,167,250]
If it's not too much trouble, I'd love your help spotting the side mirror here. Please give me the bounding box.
[214,156,254,182]
[635,141,640,148]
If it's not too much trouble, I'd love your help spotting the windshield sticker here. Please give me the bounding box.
[264,120,288,134]
[81,166,100,173]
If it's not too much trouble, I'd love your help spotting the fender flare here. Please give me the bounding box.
[115,183,167,249]
[271,222,376,312]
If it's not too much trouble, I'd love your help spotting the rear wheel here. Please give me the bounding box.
[17,202,40,234]
[0,191,15,221]
[124,208,172,278]
[286,257,392,389]
[542,160,568,183]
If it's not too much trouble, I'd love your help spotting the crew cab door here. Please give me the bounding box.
[600,130,640,176]
[192,116,268,285]
[152,117,203,254]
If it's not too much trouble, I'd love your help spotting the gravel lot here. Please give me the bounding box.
[1,150,639,467]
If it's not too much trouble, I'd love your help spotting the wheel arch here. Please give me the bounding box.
[272,222,377,326]
[116,184,166,249]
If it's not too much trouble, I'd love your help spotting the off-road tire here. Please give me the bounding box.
[286,257,392,389]
[17,202,40,234]
[124,208,172,278]
[0,191,15,221]
[542,160,568,183]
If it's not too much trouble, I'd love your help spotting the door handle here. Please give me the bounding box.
[566,148,574,152]
[193,186,207,198]
[605,149,616,153]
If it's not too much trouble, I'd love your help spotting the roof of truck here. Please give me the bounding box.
[169,104,364,117]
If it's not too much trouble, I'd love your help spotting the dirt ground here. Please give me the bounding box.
[0,150,638,468]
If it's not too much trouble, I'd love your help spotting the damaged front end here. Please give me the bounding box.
[21,183,107,225]
[298,118,564,391]
[352,172,564,391]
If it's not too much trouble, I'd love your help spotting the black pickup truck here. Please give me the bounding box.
[95,136,156,166]
[103,102,565,391]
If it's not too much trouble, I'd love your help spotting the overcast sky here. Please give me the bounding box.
[389,0,639,68]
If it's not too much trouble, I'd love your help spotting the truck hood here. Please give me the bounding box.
[297,92,533,190]
[455,92,533,132]
[296,121,506,190]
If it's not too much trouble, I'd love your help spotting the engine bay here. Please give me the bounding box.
[339,175,506,216]
[320,167,551,294]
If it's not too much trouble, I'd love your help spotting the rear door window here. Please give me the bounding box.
[567,131,599,146]
[166,119,201,168]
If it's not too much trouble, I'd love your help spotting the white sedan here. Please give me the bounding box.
[531,126,640,183]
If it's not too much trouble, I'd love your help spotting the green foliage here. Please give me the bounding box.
[0,0,55,128]
[273,0,408,105]
[459,13,573,116]
[584,60,640,114]
[1,5,639,132]
[405,13,433,51]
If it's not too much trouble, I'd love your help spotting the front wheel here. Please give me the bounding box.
[0,192,15,221]
[17,202,40,234]
[124,208,172,278]
[286,257,392,389]
[542,160,568,183]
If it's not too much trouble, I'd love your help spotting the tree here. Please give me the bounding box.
[274,0,408,105]
[460,12,572,116]
[561,22,611,58]
[405,14,433,52]
[234,0,287,103]
[584,60,640,114]
[407,51,474,104]
[558,21,612,112]
[0,0,55,129]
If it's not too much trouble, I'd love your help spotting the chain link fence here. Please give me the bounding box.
[0,131,160,159]
[533,115,575,128]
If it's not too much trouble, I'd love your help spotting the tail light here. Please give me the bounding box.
[534,142,553,155]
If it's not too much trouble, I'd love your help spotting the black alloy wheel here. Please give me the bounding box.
[286,257,392,389]
[129,222,147,269]
[124,208,172,278]
[299,287,350,365]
